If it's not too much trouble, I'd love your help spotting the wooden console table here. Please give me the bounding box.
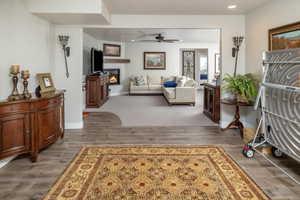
[0,90,65,162]
[221,99,253,137]
[203,83,220,123]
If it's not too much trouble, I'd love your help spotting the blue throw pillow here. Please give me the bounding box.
[200,74,208,80]
[164,81,177,88]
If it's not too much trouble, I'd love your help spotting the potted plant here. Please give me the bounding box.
[223,73,259,104]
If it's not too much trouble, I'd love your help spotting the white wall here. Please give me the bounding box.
[0,1,85,130]
[246,0,300,74]
[27,0,111,25]
[83,32,100,75]
[0,0,53,100]
[27,0,102,13]
[125,42,219,89]
[98,40,127,96]
[101,15,245,127]
[244,0,300,128]
[103,42,127,96]
[53,27,84,129]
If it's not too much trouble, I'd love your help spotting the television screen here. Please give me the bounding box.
[91,48,103,73]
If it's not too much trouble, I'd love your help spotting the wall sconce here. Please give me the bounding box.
[58,35,70,78]
[232,36,244,76]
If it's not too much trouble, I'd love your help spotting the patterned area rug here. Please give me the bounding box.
[43,146,270,200]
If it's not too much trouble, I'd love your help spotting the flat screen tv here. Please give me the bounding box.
[91,48,103,74]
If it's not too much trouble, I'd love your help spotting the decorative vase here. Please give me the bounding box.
[237,95,249,104]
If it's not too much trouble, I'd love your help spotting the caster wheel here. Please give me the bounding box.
[244,149,255,158]
[272,147,284,158]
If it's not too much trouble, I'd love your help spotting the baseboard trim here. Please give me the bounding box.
[65,121,83,129]
[0,156,16,169]
[110,91,129,96]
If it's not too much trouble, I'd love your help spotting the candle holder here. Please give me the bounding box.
[8,67,22,101]
[21,70,32,99]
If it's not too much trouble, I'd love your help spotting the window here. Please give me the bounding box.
[199,55,208,80]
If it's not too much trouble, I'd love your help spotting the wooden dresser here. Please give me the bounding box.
[0,91,65,162]
[203,83,220,123]
[86,74,109,108]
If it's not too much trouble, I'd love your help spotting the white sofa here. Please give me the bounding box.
[129,75,162,94]
[163,86,196,106]
[129,75,197,105]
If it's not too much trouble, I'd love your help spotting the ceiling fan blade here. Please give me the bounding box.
[146,32,164,36]
[137,40,158,42]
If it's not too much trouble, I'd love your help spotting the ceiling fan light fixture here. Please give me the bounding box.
[136,33,180,43]
[228,5,237,9]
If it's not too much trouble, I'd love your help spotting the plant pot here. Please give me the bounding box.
[237,95,249,104]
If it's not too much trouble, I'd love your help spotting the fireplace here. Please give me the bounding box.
[104,69,120,85]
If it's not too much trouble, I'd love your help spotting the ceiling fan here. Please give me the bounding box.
[137,33,180,43]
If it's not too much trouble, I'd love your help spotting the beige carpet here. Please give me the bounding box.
[85,90,218,127]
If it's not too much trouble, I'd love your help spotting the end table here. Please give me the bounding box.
[221,99,253,137]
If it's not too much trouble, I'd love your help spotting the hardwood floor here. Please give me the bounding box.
[0,112,299,200]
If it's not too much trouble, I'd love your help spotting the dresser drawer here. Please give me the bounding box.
[0,103,29,114]
[34,97,62,109]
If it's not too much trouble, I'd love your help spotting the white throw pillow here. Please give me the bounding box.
[135,76,146,86]
[184,79,196,87]
[175,76,187,87]
[129,76,137,85]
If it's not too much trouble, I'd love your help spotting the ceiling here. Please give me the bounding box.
[84,28,220,43]
[103,0,271,15]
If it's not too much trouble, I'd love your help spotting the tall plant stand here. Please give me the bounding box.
[221,99,253,137]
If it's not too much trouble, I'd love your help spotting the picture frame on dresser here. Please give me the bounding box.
[36,73,56,97]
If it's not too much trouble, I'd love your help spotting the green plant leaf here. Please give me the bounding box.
[222,73,259,102]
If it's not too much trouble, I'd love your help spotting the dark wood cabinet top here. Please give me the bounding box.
[0,90,65,106]
[203,82,220,88]
[104,58,130,64]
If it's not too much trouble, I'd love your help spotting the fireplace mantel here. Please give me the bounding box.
[104,58,130,64]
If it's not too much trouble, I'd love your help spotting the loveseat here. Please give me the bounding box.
[129,75,197,105]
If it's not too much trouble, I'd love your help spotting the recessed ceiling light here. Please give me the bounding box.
[228,5,237,9]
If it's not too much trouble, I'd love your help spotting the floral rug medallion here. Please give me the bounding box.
[43,146,270,200]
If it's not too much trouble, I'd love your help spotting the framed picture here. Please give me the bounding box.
[269,21,300,50]
[182,51,195,79]
[103,44,121,57]
[36,73,56,97]
[144,52,166,70]
[215,53,221,73]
